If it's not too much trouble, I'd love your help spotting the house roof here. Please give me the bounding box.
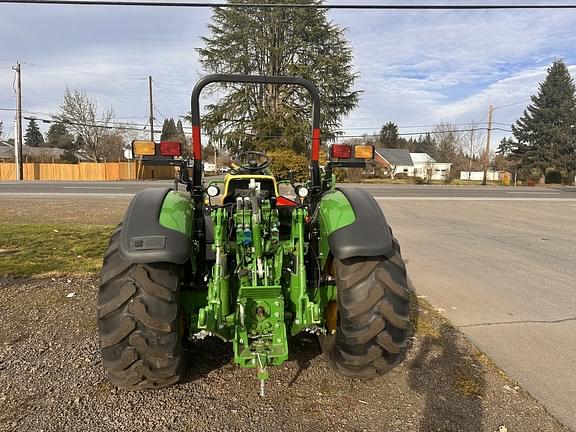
[375,148,413,166]
[0,145,66,160]
[410,153,437,164]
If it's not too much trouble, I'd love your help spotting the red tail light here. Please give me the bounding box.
[159,141,182,156]
[330,144,352,159]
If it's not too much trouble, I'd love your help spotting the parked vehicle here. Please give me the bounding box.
[97,74,411,395]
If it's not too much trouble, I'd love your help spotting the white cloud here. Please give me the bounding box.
[1,3,576,153]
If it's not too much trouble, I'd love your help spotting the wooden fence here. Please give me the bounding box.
[0,162,176,181]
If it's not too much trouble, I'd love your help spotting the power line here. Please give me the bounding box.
[493,99,532,110]
[2,0,576,9]
[18,61,149,80]
[343,127,512,138]
[337,121,497,131]
[154,106,166,120]
[19,113,515,138]
[23,115,155,132]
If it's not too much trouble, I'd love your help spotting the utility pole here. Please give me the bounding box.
[137,75,154,180]
[482,104,493,186]
[148,76,154,141]
[12,62,23,181]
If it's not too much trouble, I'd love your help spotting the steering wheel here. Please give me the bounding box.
[231,151,271,173]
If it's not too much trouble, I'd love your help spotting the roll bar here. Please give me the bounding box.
[190,74,322,191]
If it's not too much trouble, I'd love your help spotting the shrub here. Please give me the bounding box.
[414,176,430,185]
[267,148,309,182]
[562,173,574,185]
[545,170,562,184]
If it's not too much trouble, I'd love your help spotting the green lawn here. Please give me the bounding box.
[0,223,114,276]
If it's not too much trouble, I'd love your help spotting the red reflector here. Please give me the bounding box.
[276,196,299,206]
[330,144,352,159]
[160,141,181,156]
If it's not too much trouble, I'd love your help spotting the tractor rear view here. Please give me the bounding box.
[97,74,411,394]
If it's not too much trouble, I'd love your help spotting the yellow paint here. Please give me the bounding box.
[325,301,338,335]
[223,174,279,198]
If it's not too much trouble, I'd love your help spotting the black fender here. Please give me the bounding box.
[329,187,395,260]
[119,187,192,265]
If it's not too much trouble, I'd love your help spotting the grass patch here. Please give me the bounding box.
[454,366,485,397]
[0,223,114,276]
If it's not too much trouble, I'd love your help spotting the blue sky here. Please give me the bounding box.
[2,1,576,151]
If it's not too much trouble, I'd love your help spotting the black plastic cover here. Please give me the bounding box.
[119,187,192,265]
[328,187,394,259]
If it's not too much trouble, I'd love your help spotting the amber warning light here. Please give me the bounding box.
[132,140,156,157]
[354,145,374,159]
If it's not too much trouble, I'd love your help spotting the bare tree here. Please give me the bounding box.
[464,124,485,180]
[100,124,144,161]
[432,123,467,179]
[423,158,435,183]
[54,89,114,162]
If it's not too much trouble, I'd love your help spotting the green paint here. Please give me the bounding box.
[318,190,356,231]
[158,191,193,236]
[318,190,356,268]
[193,183,321,380]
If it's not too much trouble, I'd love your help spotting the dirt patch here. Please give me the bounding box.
[0,276,568,432]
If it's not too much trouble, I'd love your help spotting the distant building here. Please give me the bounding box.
[374,148,452,181]
[460,171,504,181]
[0,144,67,162]
[0,143,91,162]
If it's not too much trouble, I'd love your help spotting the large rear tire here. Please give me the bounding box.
[97,225,188,390]
[320,241,411,377]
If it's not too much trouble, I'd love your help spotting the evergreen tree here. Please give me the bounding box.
[61,135,83,163]
[378,122,400,148]
[196,0,360,154]
[404,137,417,152]
[511,60,576,182]
[160,118,178,141]
[24,119,44,147]
[45,122,74,148]
[176,119,191,158]
[159,119,169,139]
[415,133,437,156]
[0,120,3,140]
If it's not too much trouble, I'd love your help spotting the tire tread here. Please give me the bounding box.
[320,241,412,378]
[97,225,187,390]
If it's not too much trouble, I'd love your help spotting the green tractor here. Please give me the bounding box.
[97,75,411,395]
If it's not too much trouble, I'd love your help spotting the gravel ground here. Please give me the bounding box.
[0,275,568,432]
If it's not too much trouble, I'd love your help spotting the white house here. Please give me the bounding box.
[374,148,452,181]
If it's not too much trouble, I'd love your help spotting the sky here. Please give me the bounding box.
[2,0,576,153]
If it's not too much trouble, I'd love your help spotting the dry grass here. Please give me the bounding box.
[0,223,114,276]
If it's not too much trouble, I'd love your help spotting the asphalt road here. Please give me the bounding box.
[1,181,575,428]
[0,180,575,200]
[380,198,576,430]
